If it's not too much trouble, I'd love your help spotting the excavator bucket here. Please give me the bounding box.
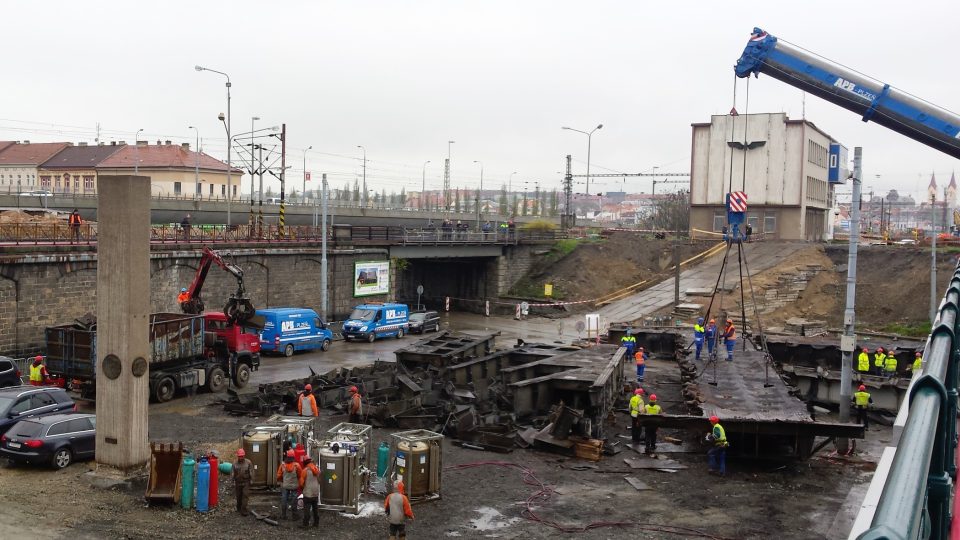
[225,297,255,325]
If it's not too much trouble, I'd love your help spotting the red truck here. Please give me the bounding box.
[44,312,261,402]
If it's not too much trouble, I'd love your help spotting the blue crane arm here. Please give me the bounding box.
[735,27,960,160]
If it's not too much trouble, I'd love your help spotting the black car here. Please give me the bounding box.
[408,311,441,334]
[0,357,21,388]
[0,413,95,468]
[0,386,76,437]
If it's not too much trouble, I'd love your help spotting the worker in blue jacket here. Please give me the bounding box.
[704,319,717,358]
[693,318,705,361]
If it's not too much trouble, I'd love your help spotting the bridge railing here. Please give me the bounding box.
[857,261,960,540]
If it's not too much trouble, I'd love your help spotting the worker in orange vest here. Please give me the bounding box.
[349,386,363,423]
[297,383,318,417]
[276,449,303,520]
[68,208,82,243]
[722,319,736,361]
[299,455,321,527]
[385,479,415,540]
[634,347,648,383]
[177,287,190,305]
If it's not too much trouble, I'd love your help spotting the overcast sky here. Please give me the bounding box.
[3,1,958,201]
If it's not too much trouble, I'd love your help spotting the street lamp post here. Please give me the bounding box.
[195,65,232,225]
[473,160,483,228]
[357,145,366,208]
[188,126,200,199]
[302,145,312,202]
[421,160,431,210]
[248,117,259,222]
[134,128,144,175]
[561,124,603,195]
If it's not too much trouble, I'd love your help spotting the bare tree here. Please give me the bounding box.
[645,190,690,234]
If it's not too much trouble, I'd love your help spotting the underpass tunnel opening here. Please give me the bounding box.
[396,257,496,312]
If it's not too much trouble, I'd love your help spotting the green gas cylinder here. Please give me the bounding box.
[181,454,196,509]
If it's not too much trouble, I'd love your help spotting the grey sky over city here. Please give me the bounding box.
[3,0,958,201]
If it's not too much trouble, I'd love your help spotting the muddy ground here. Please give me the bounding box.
[0,354,870,540]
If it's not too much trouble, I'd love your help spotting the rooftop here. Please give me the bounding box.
[96,143,242,173]
[42,145,122,169]
[0,142,71,166]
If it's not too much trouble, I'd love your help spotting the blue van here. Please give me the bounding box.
[342,303,409,343]
[256,308,333,357]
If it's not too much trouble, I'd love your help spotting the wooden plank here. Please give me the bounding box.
[624,476,651,491]
[623,457,688,470]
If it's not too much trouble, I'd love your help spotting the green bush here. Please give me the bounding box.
[553,239,579,257]
[879,321,932,338]
[520,220,557,231]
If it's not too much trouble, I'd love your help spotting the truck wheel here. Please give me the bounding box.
[367,333,376,343]
[234,363,251,388]
[207,367,227,393]
[284,344,295,357]
[321,339,331,352]
[154,377,176,403]
[396,328,404,339]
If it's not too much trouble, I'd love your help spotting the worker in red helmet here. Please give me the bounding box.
[629,388,645,445]
[349,385,363,424]
[276,449,303,520]
[910,351,923,374]
[643,394,662,455]
[707,416,729,477]
[857,347,871,376]
[232,448,253,516]
[29,355,50,386]
[385,478,415,540]
[299,455,321,527]
[873,347,886,376]
[297,383,318,417]
[852,384,873,430]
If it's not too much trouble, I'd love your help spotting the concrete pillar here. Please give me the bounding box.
[95,175,151,470]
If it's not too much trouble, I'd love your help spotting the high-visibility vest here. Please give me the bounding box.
[723,325,736,340]
[29,364,43,383]
[884,355,898,372]
[629,395,643,418]
[874,352,885,367]
[913,356,922,372]
[857,352,870,372]
[854,391,871,407]
[644,403,661,415]
[635,352,646,366]
[694,324,705,339]
[69,213,82,225]
[712,424,729,447]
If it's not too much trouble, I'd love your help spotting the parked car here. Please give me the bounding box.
[342,303,409,343]
[23,190,52,197]
[0,357,21,388]
[0,386,76,437]
[0,413,95,468]
[256,308,333,357]
[408,311,441,334]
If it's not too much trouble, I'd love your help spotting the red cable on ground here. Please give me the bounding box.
[445,461,732,539]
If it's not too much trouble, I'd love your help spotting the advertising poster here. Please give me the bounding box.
[354,260,390,297]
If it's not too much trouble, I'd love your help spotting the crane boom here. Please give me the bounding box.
[735,27,960,160]
[181,246,255,324]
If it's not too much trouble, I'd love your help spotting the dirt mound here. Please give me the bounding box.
[0,209,68,223]
[512,232,712,302]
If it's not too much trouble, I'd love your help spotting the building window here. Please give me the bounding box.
[764,213,777,233]
[83,176,94,192]
[747,214,759,231]
[40,176,51,188]
[210,183,214,195]
[74,176,80,192]
[196,183,202,195]
[174,182,182,195]
[807,140,828,168]
[55,176,61,190]
[231,185,236,197]
[713,212,726,232]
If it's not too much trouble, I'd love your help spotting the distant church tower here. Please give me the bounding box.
[948,172,957,209]
[928,172,938,202]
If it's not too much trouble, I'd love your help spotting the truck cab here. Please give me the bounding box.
[342,302,409,343]
[203,312,262,386]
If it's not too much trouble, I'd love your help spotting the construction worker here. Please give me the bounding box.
[177,287,190,305]
[276,449,303,520]
[297,383,319,417]
[873,347,886,376]
[233,448,253,516]
[68,208,82,243]
[721,319,736,361]
[29,355,49,386]
[643,394,662,454]
[910,351,923,374]
[299,455,321,527]
[705,319,717,357]
[857,347,871,376]
[620,330,637,357]
[883,350,898,378]
[707,415,729,477]
[693,317,705,361]
[385,479,415,540]
[852,384,873,430]
[349,386,363,424]
[629,388,645,444]
[635,347,648,383]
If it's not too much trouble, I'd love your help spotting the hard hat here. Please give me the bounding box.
[726,319,733,324]
[709,415,719,424]
[697,317,704,324]
[649,394,657,401]
[349,386,358,393]
[916,351,922,357]
[302,455,312,463]
[638,347,644,351]
[304,383,312,392]
[181,287,187,292]
[877,347,884,352]
[236,448,245,457]
[286,450,295,458]
[858,385,866,391]
[863,348,870,352]
[634,388,643,395]
[34,355,43,362]
[709,319,715,324]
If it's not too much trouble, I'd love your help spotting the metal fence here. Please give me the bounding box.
[857,261,960,539]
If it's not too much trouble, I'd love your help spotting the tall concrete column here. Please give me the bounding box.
[95,175,151,470]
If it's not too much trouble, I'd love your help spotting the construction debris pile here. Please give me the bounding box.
[221,331,628,457]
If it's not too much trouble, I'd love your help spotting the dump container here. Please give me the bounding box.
[180,454,196,509]
[145,442,184,506]
[196,456,210,512]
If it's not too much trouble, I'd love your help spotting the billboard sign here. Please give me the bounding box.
[354,261,390,297]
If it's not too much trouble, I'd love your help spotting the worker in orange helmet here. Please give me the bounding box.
[276,449,303,520]
[634,346,648,383]
[706,415,729,476]
[852,384,873,429]
[349,385,363,424]
[385,478,415,540]
[297,383,318,417]
[232,448,253,516]
[722,319,736,361]
[705,319,718,358]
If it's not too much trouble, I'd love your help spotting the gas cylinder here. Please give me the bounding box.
[180,454,196,510]
[207,452,219,508]
[377,442,390,478]
[218,461,234,475]
[293,443,306,465]
[196,456,210,512]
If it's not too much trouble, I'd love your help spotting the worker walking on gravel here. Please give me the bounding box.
[385,479,415,540]
[705,319,717,358]
[349,386,363,424]
[276,450,303,520]
[297,384,318,417]
[299,455,321,527]
[857,347,871,377]
[883,350,898,378]
[635,347,648,383]
[643,394,662,454]
[707,416,729,477]
[629,388,645,444]
[693,318,705,361]
[873,348,886,376]
[852,385,873,430]
[232,448,253,516]
[721,319,736,361]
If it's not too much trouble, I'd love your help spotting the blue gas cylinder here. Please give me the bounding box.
[180,454,196,510]
[377,442,390,478]
[196,456,210,512]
